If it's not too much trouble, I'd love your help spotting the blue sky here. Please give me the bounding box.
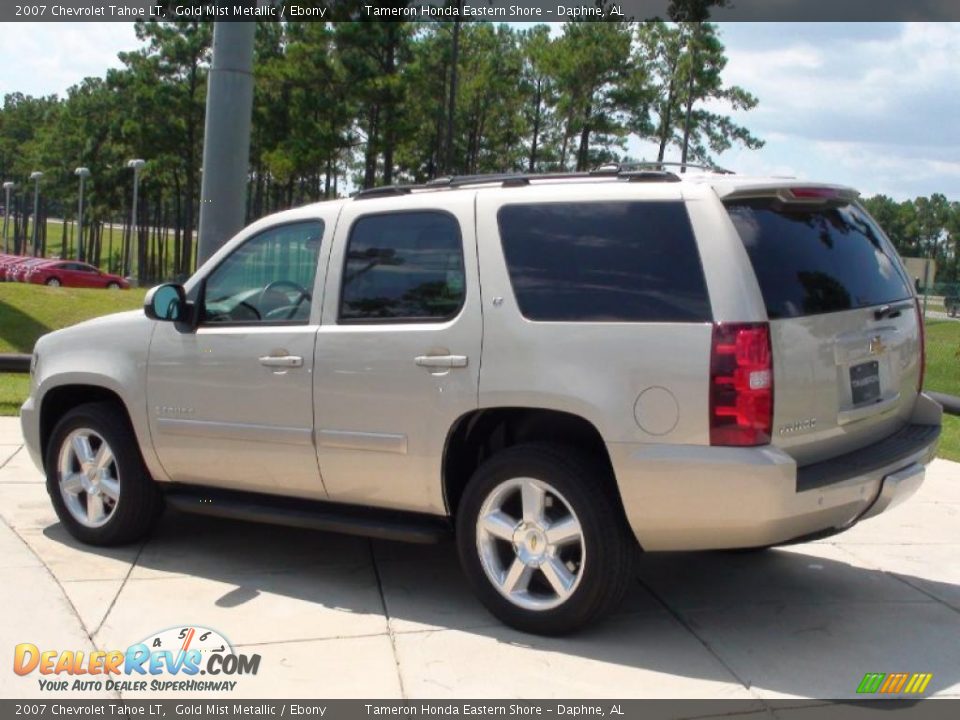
[1,21,957,200]
[687,23,960,201]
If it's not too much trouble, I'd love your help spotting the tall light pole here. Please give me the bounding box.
[126,159,145,280]
[197,22,255,265]
[29,171,43,256]
[2,181,13,254]
[74,168,90,261]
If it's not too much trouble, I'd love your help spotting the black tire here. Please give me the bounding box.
[45,402,163,546]
[46,278,61,287]
[455,443,635,635]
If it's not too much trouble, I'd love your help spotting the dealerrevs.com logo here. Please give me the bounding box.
[13,626,261,692]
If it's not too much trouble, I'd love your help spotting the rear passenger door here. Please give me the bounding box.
[313,194,482,514]
[475,185,716,446]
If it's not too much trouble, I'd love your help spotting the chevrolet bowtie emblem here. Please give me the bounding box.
[869,336,886,355]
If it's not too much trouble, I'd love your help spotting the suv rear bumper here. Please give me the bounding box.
[608,393,942,551]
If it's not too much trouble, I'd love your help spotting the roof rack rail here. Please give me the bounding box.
[596,161,734,175]
[353,172,582,199]
[352,163,707,200]
[353,186,414,199]
[623,170,681,183]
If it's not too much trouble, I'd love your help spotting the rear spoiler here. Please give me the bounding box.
[714,183,860,205]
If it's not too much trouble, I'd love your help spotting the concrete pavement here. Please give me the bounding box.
[1,416,958,702]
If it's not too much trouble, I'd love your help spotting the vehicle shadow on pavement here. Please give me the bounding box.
[41,509,960,699]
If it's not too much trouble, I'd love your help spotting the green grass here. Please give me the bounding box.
[0,373,29,416]
[939,415,960,463]
[0,283,146,354]
[923,320,960,397]
[0,283,146,416]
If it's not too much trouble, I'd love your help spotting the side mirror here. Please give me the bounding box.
[144,283,186,322]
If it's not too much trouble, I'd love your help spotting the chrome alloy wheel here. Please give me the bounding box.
[476,477,586,611]
[57,429,120,528]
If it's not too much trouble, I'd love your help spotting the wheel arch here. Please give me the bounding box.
[442,407,622,518]
[39,384,137,474]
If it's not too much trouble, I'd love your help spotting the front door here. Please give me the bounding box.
[313,195,482,514]
[146,219,329,498]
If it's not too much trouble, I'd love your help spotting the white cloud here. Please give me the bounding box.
[808,140,960,197]
[709,22,960,199]
[719,23,960,144]
[0,23,140,99]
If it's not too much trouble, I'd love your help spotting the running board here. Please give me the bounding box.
[163,485,451,544]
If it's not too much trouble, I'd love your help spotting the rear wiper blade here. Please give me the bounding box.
[873,301,913,320]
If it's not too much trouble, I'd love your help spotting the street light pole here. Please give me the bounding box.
[75,168,90,262]
[197,21,256,265]
[2,181,13,254]
[29,171,43,256]
[126,159,145,280]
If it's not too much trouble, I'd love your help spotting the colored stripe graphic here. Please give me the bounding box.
[857,673,885,694]
[880,673,908,693]
[907,673,933,694]
[858,672,932,694]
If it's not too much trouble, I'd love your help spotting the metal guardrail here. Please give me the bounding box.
[0,354,30,372]
[928,392,960,416]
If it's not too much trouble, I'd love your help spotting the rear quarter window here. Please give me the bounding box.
[726,200,912,319]
[497,201,711,323]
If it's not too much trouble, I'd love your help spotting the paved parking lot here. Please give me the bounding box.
[1,416,958,702]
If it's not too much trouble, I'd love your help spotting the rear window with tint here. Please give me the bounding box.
[726,200,912,319]
[497,201,711,322]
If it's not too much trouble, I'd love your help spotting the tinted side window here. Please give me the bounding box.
[497,202,711,322]
[725,200,912,319]
[339,211,465,322]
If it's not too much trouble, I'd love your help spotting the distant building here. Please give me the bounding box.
[902,257,936,291]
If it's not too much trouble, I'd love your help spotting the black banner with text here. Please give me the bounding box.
[4,0,960,23]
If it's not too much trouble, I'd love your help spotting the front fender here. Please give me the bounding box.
[31,311,169,482]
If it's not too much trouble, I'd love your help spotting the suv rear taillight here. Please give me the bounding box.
[915,300,925,393]
[710,322,773,446]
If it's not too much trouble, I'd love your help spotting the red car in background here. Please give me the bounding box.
[0,255,35,281]
[27,261,129,289]
[8,257,53,282]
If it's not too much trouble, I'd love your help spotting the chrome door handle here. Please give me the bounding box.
[259,355,303,368]
[415,355,468,369]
